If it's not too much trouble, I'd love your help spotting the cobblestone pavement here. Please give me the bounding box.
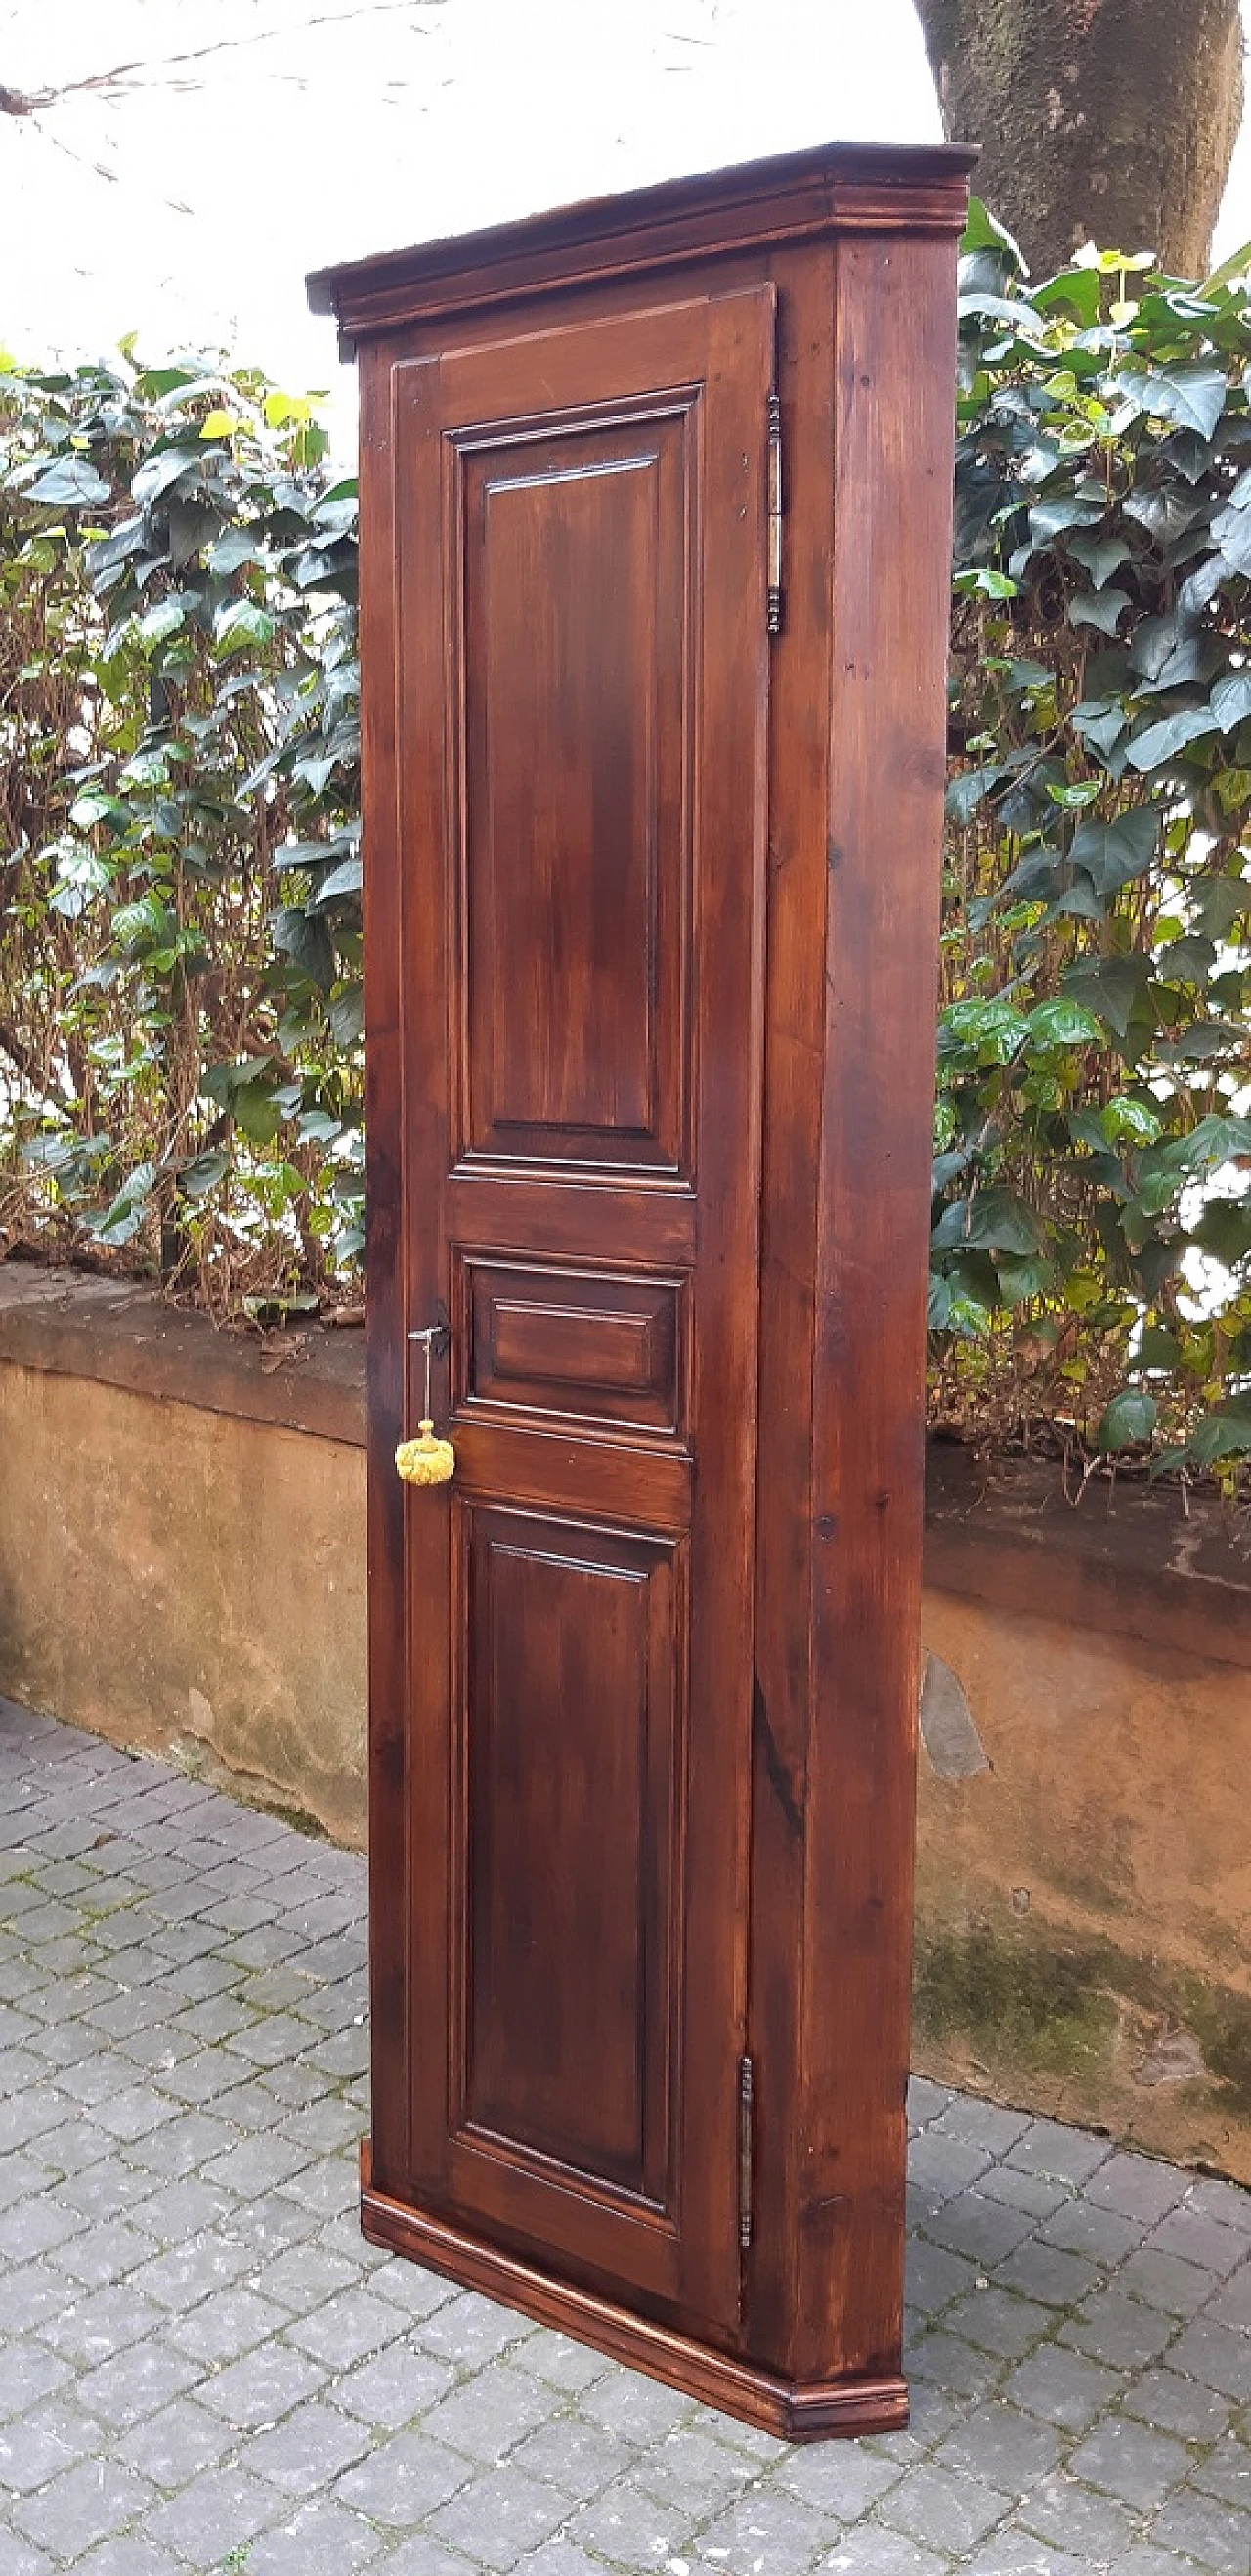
[1,1699,1249,2576]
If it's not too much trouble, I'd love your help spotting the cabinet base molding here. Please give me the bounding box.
[360,2142,909,2443]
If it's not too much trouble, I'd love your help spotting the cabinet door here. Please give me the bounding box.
[367,289,773,2335]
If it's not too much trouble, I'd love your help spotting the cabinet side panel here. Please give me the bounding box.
[743,245,836,2375]
[360,341,411,2191]
[799,231,959,2380]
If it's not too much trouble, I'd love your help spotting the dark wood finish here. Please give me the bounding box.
[314,137,969,2435]
[308,138,975,349]
[381,287,772,2336]
[361,2142,909,2444]
[458,1258,685,1437]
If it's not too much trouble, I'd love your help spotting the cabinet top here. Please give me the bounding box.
[306,136,976,352]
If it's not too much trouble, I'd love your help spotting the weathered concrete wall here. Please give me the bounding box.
[2,1266,1249,2174]
[915,1445,1251,2182]
[0,1269,367,1848]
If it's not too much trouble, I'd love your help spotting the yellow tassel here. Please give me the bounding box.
[395,1419,455,1487]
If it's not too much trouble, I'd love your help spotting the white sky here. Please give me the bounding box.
[2,0,1251,464]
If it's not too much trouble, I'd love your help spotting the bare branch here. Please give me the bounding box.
[1,0,448,117]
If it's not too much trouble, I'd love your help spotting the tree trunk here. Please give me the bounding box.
[913,0,1244,281]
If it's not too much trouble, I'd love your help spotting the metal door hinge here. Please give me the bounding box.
[766,394,783,637]
[738,2054,755,2249]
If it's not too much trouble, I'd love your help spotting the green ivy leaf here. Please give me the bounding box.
[27,457,111,508]
[1190,1198,1251,1264]
[1125,708,1220,772]
[1117,364,1226,440]
[1026,998,1104,1048]
[1097,1389,1158,1450]
[1068,808,1158,894]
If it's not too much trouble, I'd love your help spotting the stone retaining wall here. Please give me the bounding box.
[1,1262,1247,2177]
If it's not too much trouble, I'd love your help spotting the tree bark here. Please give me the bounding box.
[913,0,1244,281]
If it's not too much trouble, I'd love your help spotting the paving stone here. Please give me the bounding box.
[379,2538,488,2576]
[199,2130,316,2195]
[778,2442,905,2516]
[1058,2290,1178,2371]
[244,2395,371,2493]
[71,2543,174,2576]
[1008,2122,1113,2189]
[41,2280,168,2367]
[422,2362,558,2466]
[335,2429,472,2524]
[908,2236,982,2316]
[1110,2551,1201,2576]
[128,2225,254,2308]
[883,2464,1014,2554]
[1171,2318,1251,2403]
[1,2253,78,2331]
[933,2096,1035,2156]
[1035,2199,1146,2267]
[414,2289,542,2373]
[909,2132,997,2205]
[1085,2154,1190,2228]
[1210,2265,1251,2334]
[1118,2246,1220,2317]
[74,2335,206,2426]
[511,2415,636,2502]
[286,2282,406,2368]
[0,2191,87,2260]
[936,2400,1064,2491]
[566,2467,697,2568]
[575,2368,693,2447]
[262,2237,376,2315]
[634,2424,759,2519]
[246,2495,385,2573]
[907,2324,1006,2400]
[1187,2181,1251,2239]
[957,2536,1089,2576]
[123,2107,243,2177]
[927,2193,1039,2271]
[823,2534,951,2576]
[1006,2342,1127,2432]
[1122,2366,1234,2441]
[945,2288,1054,2361]
[1066,2414,1191,2510]
[512,2547,610,2576]
[522,2329,611,2396]
[0,2399,108,2492]
[1147,2488,1251,2573]
[995,2240,1103,2310]
[123,2174,237,2239]
[196,2338,329,2427]
[0,2336,72,2420]
[114,2393,235,2487]
[1193,2440,1251,2512]
[1016,2474,1140,2564]
[54,2215,156,2297]
[911,2071,957,2132]
[13,2457,156,2559]
[166,2282,289,2364]
[428,2466,571,2569]
[142,2460,286,2560]
[340,2347,459,2438]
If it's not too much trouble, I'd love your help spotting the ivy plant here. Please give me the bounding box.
[0,348,361,1308]
[935,204,1251,1486]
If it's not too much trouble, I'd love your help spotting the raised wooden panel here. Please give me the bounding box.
[453,1507,684,2214]
[385,287,776,2338]
[453,404,695,1172]
[459,1258,684,1435]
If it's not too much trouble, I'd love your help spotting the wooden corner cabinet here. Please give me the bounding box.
[307,136,973,2442]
